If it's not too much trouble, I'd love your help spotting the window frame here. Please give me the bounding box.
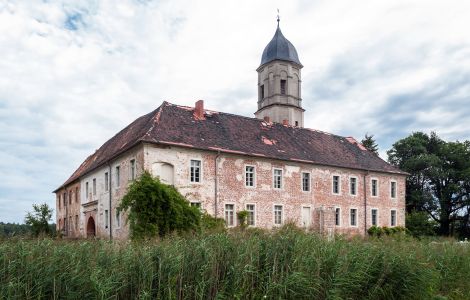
[371,208,379,226]
[85,182,89,199]
[92,178,96,196]
[349,176,358,196]
[349,208,358,227]
[301,172,311,192]
[129,159,136,181]
[371,178,379,197]
[332,175,341,195]
[116,210,121,228]
[105,209,109,229]
[390,209,397,227]
[190,159,202,184]
[246,203,256,227]
[280,79,287,95]
[245,165,256,188]
[390,180,397,199]
[105,172,109,192]
[273,204,284,226]
[115,165,121,188]
[75,187,79,203]
[335,207,341,227]
[273,168,283,190]
[224,203,235,227]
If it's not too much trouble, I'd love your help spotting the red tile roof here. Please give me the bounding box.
[54,101,406,192]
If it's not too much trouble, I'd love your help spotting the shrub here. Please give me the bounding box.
[406,211,437,237]
[200,213,225,232]
[236,210,249,229]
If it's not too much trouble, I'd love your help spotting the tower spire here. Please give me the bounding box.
[277,9,280,27]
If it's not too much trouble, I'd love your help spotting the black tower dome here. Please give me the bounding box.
[259,25,302,68]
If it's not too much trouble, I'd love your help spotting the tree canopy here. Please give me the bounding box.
[361,134,379,155]
[118,171,201,239]
[387,132,470,236]
[24,203,54,237]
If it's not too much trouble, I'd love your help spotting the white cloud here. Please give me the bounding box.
[1,0,470,222]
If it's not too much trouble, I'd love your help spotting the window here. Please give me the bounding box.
[350,209,357,226]
[335,208,341,226]
[92,178,96,195]
[116,211,121,228]
[190,160,201,183]
[225,204,234,227]
[245,166,255,187]
[391,210,397,226]
[246,204,255,226]
[105,210,109,229]
[130,159,136,180]
[105,172,109,192]
[85,182,89,199]
[58,195,61,209]
[280,79,286,95]
[332,175,340,194]
[371,209,378,226]
[391,181,397,199]
[191,202,201,209]
[75,215,78,230]
[116,166,120,187]
[371,179,378,197]
[260,84,264,99]
[350,177,357,196]
[302,172,310,192]
[63,192,66,207]
[69,216,72,231]
[295,121,299,127]
[64,218,67,231]
[75,187,78,202]
[69,191,72,204]
[273,169,282,189]
[274,205,283,225]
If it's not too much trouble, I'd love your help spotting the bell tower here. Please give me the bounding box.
[255,19,304,127]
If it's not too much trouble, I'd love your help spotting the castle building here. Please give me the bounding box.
[54,22,406,239]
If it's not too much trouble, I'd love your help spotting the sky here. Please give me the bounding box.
[1,0,470,223]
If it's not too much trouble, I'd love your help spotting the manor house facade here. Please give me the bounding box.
[54,22,406,239]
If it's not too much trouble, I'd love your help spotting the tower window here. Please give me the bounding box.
[280,80,286,95]
[260,84,264,99]
[295,121,299,127]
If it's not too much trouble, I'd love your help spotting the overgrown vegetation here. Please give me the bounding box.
[24,203,54,237]
[367,225,407,237]
[1,228,469,299]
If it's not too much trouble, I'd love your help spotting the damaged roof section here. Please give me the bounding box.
[56,101,406,191]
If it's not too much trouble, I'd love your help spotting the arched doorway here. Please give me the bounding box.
[86,216,96,238]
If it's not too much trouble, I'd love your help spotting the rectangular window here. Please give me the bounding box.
[58,195,61,209]
[371,179,378,196]
[69,191,72,204]
[371,209,378,226]
[130,159,136,180]
[335,207,341,226]
[302,172,310,192]
[116,211,121,228]
[350,208,357,226]
[391,181,397,198]
[260,84,264,99]
[75,215,78,230]
[245,166,255,187]
[246,204,255,226]
[391,210,397,226]
[105,210,109,229]
[105,172,109,192]
[191,202,201,209]
[273,169,282,189]
[190,160,201,183]
[332,175,340,194]
[85,182,89,199]
[225,204,234,227]
[93,178,96,195]
[274,205,283,225]
[75,187,78,202]
[350,177,357,195]
[69,216,72,231]
[116,166,120,187]
[280,79,286,95]
[63,192,66,207]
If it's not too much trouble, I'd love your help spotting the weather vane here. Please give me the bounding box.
[277,9,280,26]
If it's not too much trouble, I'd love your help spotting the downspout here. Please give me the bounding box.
[65,187,68,236]
[214,151,221,218]
[363,171,369,235]
[108,162,113,240]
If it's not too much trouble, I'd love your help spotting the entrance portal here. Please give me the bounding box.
[86,216,96,238]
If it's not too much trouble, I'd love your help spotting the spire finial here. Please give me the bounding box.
[277,9,280,27]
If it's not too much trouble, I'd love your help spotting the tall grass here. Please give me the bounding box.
[1,228,469,299]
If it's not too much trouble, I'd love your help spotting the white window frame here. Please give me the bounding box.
[370,178,379,197]
[92,178,96,196]
[85,182,89,199]
[273,204,284,226]
[190,202,202,209]
[349,208,358,227]
[273,168,283,190]
[129,159,136,181]
[224,203,235,227]
[390,209,397,227]
[371,208,379,226]
[349,176,358,196]
[332,174,341,195]
[245,203,256,227]
[115,166,121,188]
[104,172,109,192]
[190,159,202,184]
[301,172,311,192]
[390,180,397,199]
[244,165,256,188]
[335,206,341,227]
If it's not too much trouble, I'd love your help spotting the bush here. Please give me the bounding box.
[200,213,225,232]
[236,210,249,229]
[406,211,437,237]
[368,226,407,237]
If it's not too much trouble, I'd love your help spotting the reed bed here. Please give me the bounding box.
[1,227,469,300]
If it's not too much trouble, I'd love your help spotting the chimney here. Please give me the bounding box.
[263,116,271,123]
[282,119,289,126]
[194,100,205,120]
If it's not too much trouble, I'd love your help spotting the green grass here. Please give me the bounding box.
[1,227,469,300]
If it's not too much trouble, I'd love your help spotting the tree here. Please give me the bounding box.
[24,203,53,237]
[361,134,379,155]
[118,171,201,240]
[387,132,470,236]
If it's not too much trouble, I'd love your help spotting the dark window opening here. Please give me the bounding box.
[260,84,264,99]
[280,80,286,95]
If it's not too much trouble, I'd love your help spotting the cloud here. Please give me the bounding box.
[1,0,470,222]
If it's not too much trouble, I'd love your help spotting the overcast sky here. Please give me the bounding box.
[1,0,470,223]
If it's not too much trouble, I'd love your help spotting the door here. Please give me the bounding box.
[301,206,311,228]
